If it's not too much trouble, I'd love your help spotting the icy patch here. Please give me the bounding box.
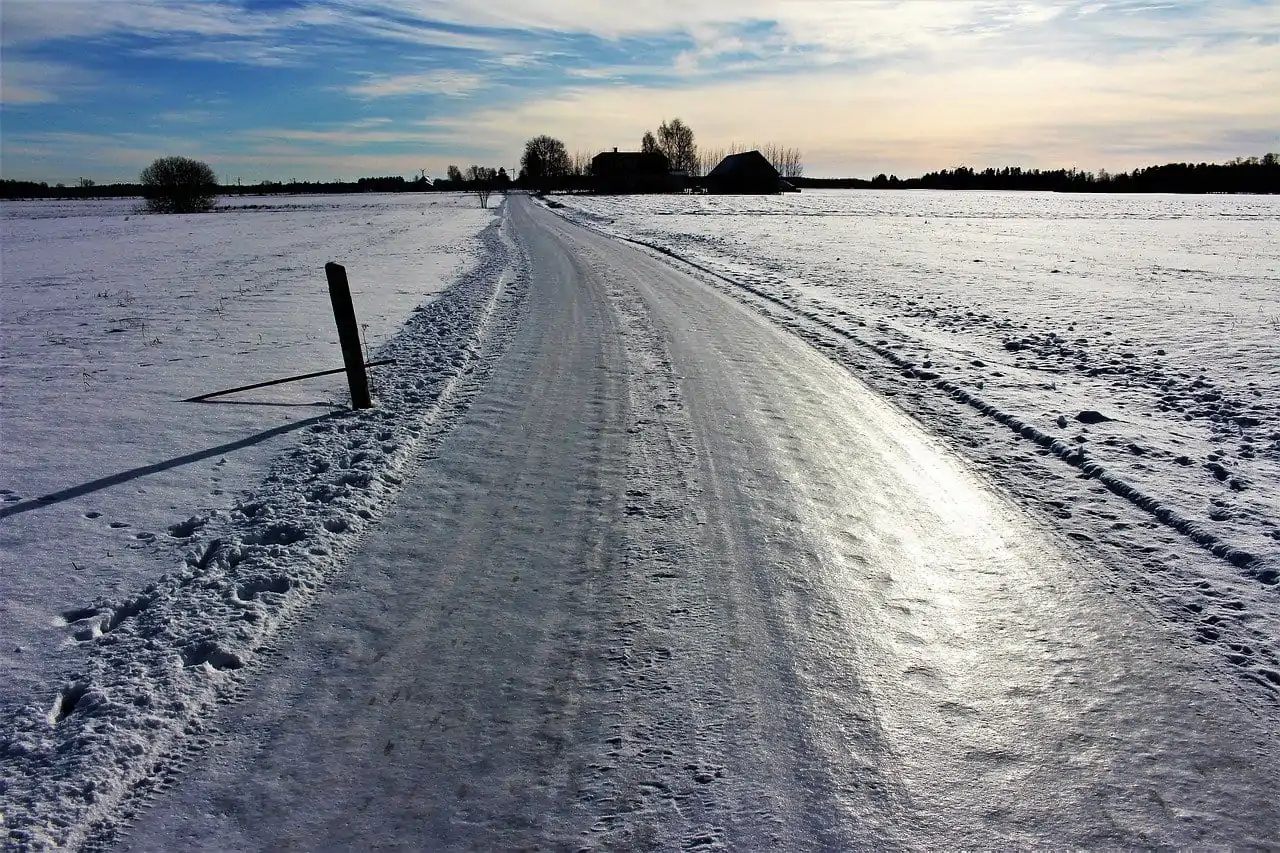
[553,211,1268,577]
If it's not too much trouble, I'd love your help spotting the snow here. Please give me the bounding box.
[115,198,1280,851]
[552,190,1280,693]
[0,193,511,847]
[4,189,1279,848]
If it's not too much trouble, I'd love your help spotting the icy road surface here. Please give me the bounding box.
[120,197,1279,850]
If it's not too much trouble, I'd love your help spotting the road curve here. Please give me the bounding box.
[121,197,1280,851]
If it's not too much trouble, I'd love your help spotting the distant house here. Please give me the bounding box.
[705,150,795,194]
[591,149,674,194]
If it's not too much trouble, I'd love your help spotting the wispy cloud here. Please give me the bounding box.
[0,129,230,181]
[0,59,96,104]
[430,34,1280,175]
[245,126,427,145]
[0,0,1275,182]
[348,70,488,98]
[154,109,218,124]
[492,53,550,68]
[0,0,521,67]
[0,0,281,47]
[128,38,305,66]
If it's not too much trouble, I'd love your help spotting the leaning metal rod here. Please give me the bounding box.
[182,358,397,402]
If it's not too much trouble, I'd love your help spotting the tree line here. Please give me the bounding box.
[795,154,1279,194]
[0,175,437,200]
[0,170,504,202]
[5,151,1276,205]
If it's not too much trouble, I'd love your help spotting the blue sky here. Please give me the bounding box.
[2,0,1277,183]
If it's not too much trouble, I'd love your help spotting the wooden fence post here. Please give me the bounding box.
[325,262,372,409]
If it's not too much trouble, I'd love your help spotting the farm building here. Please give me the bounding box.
[591,149,676,194]
[705,150,796,194]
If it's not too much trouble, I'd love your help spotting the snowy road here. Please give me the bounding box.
[120,197,1279,850]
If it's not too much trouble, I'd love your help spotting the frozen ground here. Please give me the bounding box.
[556,190,1280,693]
[0,192,512,846]
[1,192,491,701]
[117,198,1280,851]
[3,191,1278,849]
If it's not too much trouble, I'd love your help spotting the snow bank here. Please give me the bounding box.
[1,193,487,704]
[0,194,523,848]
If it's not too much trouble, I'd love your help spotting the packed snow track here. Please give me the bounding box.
[105,197,1280,849]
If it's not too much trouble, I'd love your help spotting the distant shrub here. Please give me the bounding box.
[139,156,218,213]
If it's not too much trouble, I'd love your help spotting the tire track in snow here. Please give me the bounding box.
[544,206,1271,580]
[0,204,529,851]
[581,258,750,851]
[541,203,1280,701]
[526,209,906,850]
[626,232,1268,580]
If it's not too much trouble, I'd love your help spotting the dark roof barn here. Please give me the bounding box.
[706,150,789,194]
[591,149,673,194]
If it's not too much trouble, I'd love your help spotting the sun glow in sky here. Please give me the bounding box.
[1,0,1277,183]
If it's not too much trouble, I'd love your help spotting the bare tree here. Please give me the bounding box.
[446,164,464,185]
[571,149,595,177]
[656,118,698,175]
[641,130,660,155]
[699,147,726,176]
[780,147,804,178]
[701,143,752,175]
[759,143,799,178]
[703,142,803,178]
[466,165,497,208]
[519,135,571,190]
[139,156,218,213]
[759,144,803,178]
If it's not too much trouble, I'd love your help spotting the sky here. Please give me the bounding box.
[1,0,1278,183]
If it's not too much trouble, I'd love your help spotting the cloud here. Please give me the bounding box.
[244,126,430,145]
[154,109,217,124]
[0,0,522,66]
[128,38,305,66]
[432,35,1280,175]
[0,129,229,182]
[2,0,1276,181]
[0,59,96,104]
[366,0,1280,76]
[356,0,751,40]
[230,119,485,154]
[348,70,488,98]
[493,53,548,68]
[0,0,277,47]
[363,0,1021,60]
[320,9,526,53]
[0,126,465,184]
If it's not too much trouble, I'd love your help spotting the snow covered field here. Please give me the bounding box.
[1,193,513,846]
[4,188,1278,848]
[555,190,1280,691]
[112,197,1280,851]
